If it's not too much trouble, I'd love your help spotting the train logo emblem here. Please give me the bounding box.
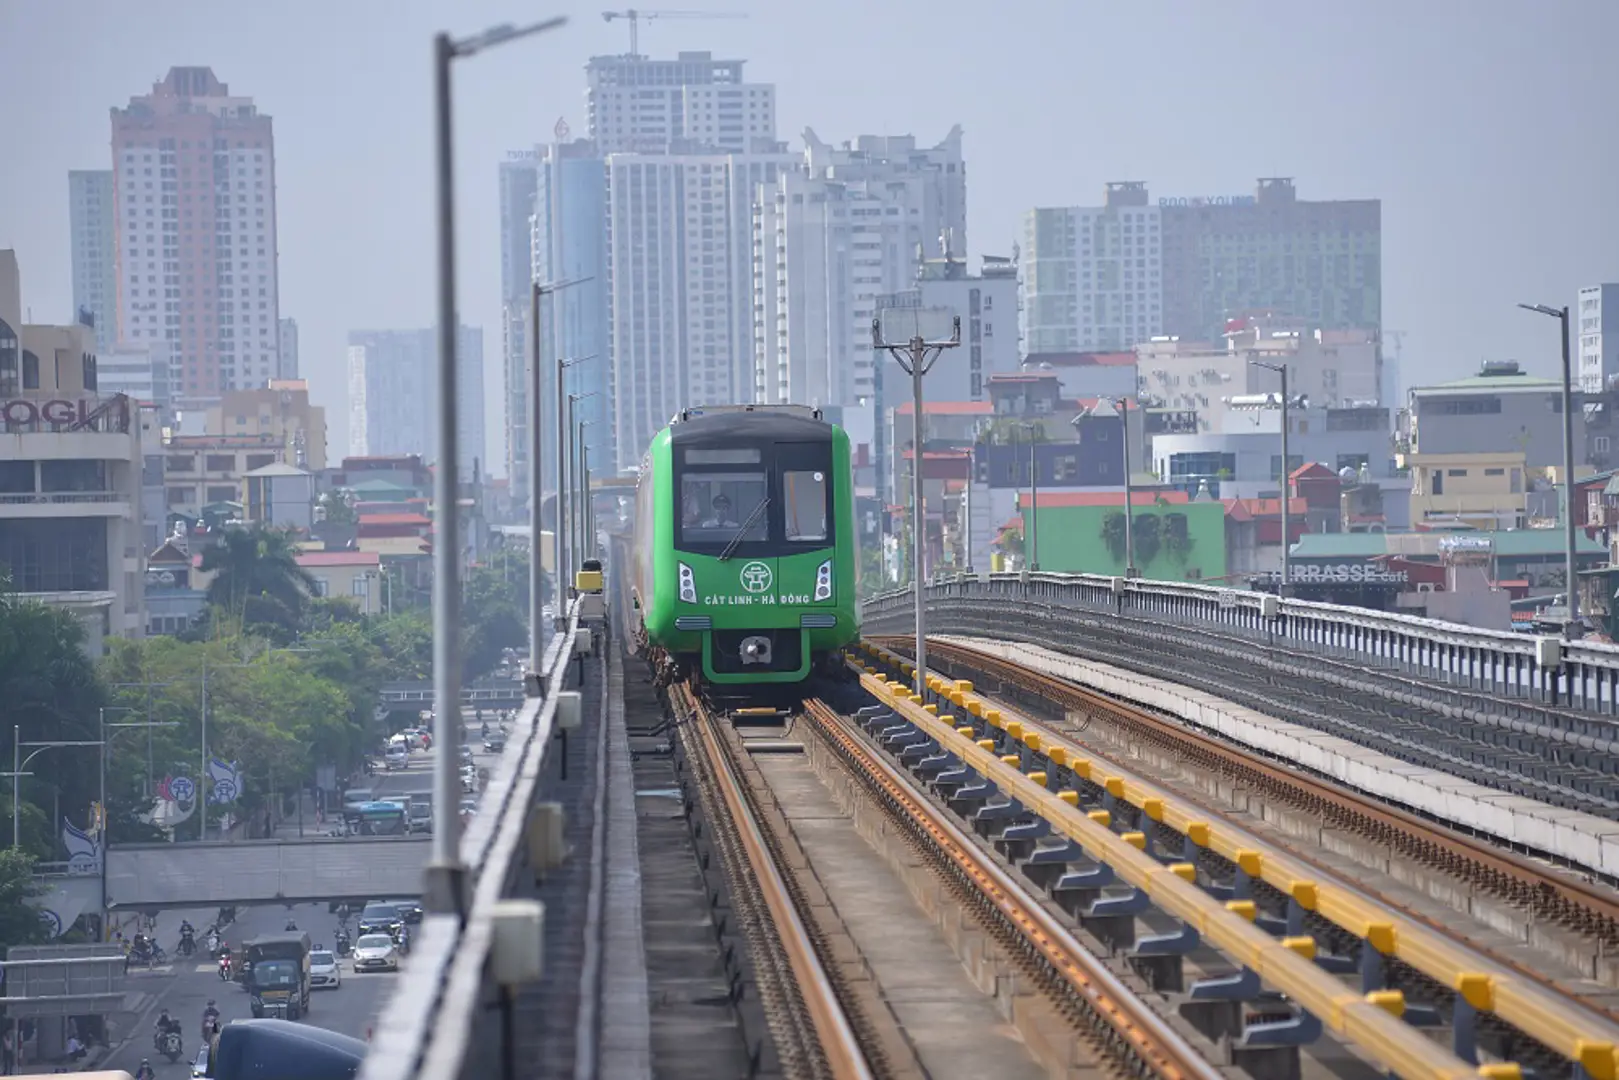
[740,562,773,594]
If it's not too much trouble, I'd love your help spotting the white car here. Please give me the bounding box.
[192,1043,211,1077]
[384,746,409,770]
[352,933,398,973]
[310,948,342,989]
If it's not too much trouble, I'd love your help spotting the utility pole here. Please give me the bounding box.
[1250,359,1293,593]
[1025,422,1040,571]
[873,313,961,695]
[1519,303,1582,636]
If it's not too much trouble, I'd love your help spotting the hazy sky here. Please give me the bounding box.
[3,0,1616,474]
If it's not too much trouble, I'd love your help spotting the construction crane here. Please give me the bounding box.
[601,9,747,56]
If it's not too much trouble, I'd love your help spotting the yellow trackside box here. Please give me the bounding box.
[575,569,604,593]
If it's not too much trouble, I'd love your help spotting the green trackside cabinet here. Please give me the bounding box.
[632,405,861,685]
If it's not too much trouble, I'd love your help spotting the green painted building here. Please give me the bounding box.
[1020,492,1228,582]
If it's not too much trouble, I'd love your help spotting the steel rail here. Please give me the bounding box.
[802,698,1221,1080]
[893,636,1619,1079]
[852,662,1488,1080]
[677,685,875,1080]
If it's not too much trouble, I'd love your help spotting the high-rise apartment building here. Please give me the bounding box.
[276,317,299,380]
[1022,179,1380,353]
[346,326,484,479]
[604,146,795,470]
[1578,284,1619,393]
[111,67,280,407]
[586,52,775,154]
[753,128,968,409]
[68,170,116,344]
[528,142,612,494]
[499,155,540,492]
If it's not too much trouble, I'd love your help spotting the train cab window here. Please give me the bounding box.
[681,472,768,541]
[783,470,828,542]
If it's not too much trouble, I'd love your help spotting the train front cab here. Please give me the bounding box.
[651,411,858,684]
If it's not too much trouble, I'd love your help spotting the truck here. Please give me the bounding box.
[243,931,312,1021]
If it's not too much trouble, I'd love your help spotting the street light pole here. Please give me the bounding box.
[569,393,599,568]
[1519,303,1581,635]
[530,285,587,655]
[1250,359,1293,592]
[433,15,567,918]
[873,314,961,695]
[1025,422,1040,571]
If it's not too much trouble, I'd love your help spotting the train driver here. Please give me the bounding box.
[701,493,739,528]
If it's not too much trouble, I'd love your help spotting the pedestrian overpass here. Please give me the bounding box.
[105,835,431,909]
[379,677,526,710]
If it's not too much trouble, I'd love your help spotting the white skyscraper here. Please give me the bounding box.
[1578,284,1619,394]
[586,52,775,154]
[1021,183,1163,355]
[68,170,116,344]
[752,127,968,409]
[583,50,791,471]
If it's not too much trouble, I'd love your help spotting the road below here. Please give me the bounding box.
[99,733,500,1076]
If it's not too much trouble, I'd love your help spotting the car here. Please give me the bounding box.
[357,901,403,938]
[309,948,342,989]
[352,933,398,973]
[192,1042,211,1077]
[387,899,424,925]
[458,744,474,765]
[483,733,507,753]
[458,796,477,815]
[384,746,408,770]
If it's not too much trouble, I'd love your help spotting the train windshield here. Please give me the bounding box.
[674,441,832,556]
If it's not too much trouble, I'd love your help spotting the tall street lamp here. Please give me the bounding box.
[435,15,567,914]
[527,281,586,672]
[569,394,599,570]
[555,354,597,612]
[1020,421,1041,571]
[873,312,961,695]
[100,709,177,938]
[1518,302,1582,636]
[1248,358,1295,593]
[11,730,102,850]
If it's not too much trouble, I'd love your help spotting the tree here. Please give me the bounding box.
[0,848,52,950]
[199,525,318,641]
[0,588,106,858]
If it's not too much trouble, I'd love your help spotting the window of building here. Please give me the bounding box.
[351,576,369,598]
[0,461,35,494]
[1446,469,1468,477]
[1484,468,1505,477]
[205,485,238,503]
[204,455,234,472]
[167,455,196,473]
[311,577,329,597]
[20,351,39,390]
[1431,469,1444,495]
[40,460,107,492]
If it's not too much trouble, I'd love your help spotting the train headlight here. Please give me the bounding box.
[813,559,833,602]
[678,562,697,604]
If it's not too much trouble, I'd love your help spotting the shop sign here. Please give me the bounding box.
[1291,562,1407,584]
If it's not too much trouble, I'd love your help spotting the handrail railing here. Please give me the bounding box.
[864,571,1619,714]
[357,599,584,1079]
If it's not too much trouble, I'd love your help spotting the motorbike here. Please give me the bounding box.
[156,1029,183,1062]
[334,930,352,958]
[207,930,222,957]
[217,955,232,981]
[178,928,195,957]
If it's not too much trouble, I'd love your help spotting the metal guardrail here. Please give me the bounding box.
[866,572,1619,715]
[357,598,588,1080]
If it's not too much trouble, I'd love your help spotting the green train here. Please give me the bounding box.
[631,405,861,685]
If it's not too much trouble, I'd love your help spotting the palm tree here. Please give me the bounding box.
[199,525,318,637]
